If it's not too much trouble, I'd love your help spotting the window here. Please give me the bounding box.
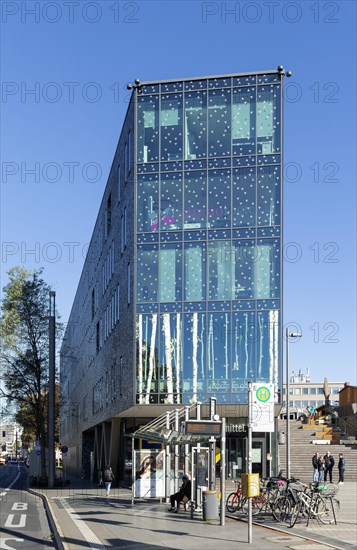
[91,288,95,320]
[121,215,125,253]
[125,130,131,180]
[127,263,131,304]
[124,207,127,248]
[310,388,317,395]
[117,166,121,202]
[96,322,100,353]
[302,388,309,395]
[318,388,324,395]
[106,193,112,237]
[295,388,301,395]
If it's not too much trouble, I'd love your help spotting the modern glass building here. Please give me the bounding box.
[60,69,286,482]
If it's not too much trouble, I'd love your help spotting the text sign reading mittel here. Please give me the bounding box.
[185,421,222,436]
[252,382,275,433]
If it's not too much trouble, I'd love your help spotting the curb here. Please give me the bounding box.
[28,488,66,550]
[227,514,356,550]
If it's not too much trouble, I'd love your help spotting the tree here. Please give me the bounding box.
[0,267,62,477]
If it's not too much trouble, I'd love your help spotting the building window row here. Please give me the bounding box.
[137,167,280,233]
[121,207,127,253]
[137,239,279,303]
[102,242,115,295]
[103,286,120,341]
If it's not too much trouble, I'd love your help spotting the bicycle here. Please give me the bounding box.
[226,481,262,516]
[271,478,303,524]
[289,483,340,528]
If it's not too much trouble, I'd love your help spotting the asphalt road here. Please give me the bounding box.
[0,463,54,549]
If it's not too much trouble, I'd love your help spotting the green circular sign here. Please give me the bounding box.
[256,386,271,402]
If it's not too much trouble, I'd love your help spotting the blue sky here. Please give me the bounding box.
[1,0,356,384]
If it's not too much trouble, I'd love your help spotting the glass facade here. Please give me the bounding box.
[135,74,282,405]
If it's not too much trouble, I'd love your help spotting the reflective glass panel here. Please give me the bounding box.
[184,91,207,159]
[232,167,256,227]
[184,171,207,229]
[208,241,232,300]
[183,312,206,398]
[160,172,183,230]
[208,169,231,228]
[255,239,280,298]
[137,245,158,302]
[137,173,159,232]
[159,312,183,403]
[257,85,281,154]
[184,242,206,301]
[256,310,280,383]
[257,166,281,226]
[159,243,182,302]
[232,311,256,383]
[161,93,183,161]
[137,95,159,162]
[207,312,231,392]
[232,87,256,156]
[136,313,159,403]
[208,89,231,157]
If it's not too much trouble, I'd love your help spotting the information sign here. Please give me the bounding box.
[185,421,221,436]
[252,382,274,432]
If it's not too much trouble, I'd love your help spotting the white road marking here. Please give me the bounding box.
[0,539,25,550]
[59,498,107,549]
[4,514,27,528]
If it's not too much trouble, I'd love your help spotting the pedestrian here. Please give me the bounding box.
[323,451,334,483]
[168,475,191,512]
[312,452,320,482]
[338,453,345,484]
[103,464,114,496]
[318,456,325,482]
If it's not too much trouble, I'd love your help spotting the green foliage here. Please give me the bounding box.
[0,267,62,443]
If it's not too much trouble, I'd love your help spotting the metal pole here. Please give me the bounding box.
[220,418,226,526]
[184,406,190,477]
[174,410,179,493]
[248,381,253,544]
[131,437,135,506]
[286,327,290,480]
[48,291,56,488]
[165,412,171,501]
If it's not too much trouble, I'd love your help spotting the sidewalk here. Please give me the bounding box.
[33,477,357,550]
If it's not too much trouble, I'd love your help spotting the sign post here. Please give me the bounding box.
[248,381,253,544]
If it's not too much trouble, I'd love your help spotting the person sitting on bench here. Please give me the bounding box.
[168,475,191,512]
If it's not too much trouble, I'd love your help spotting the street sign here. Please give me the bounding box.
[252,382,274,432]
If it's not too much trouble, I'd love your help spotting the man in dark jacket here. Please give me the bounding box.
[323,451,335,483]
[338,454,345,484]
[168,475,191,512]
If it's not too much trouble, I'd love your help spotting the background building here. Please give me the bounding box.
[60,69,287,482]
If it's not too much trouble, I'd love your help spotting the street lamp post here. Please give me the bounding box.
[286,329,302,479]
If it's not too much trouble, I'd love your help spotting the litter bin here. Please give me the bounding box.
[202,490,219,521]
[278,431,286,445]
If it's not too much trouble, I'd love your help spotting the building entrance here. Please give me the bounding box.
[227,436,267,479]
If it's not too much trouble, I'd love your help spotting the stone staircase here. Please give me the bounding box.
[278,418,357,482]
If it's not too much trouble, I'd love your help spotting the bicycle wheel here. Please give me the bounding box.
[241,495,262,516]
[317,496,340,525]
[226,492,240,513]
[272,495,291,523]
[289,501,301,528]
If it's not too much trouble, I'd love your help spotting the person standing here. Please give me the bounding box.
[338,454,345,484]
[103,464,114,496]
[312,452,320,482]
[324,451,334,483]
[318,456,325,482]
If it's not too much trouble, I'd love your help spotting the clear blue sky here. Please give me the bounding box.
[1,0,356,384]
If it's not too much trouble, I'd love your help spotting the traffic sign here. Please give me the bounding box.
[252,382,274,432]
